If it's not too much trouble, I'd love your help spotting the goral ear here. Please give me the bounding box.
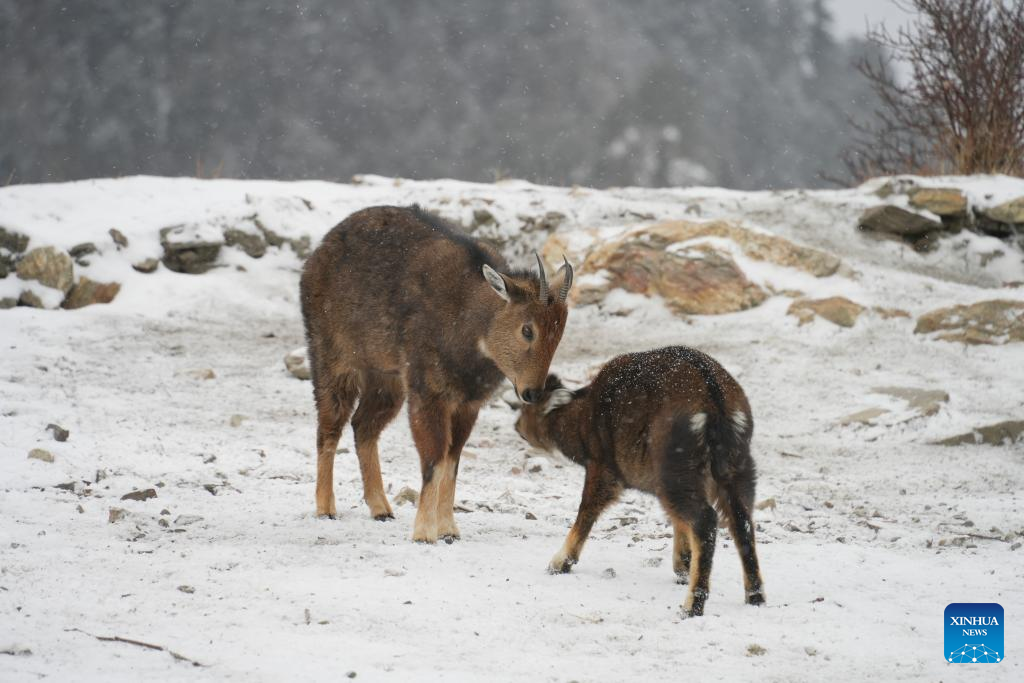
[544,374,563,392]
[549,256,574,302]
[543,387,574,415]
[482,264,510,302]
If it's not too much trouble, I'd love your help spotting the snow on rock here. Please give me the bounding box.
[914,299,1024,345]
[1,174,1023,681]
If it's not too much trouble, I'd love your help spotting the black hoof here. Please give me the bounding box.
[675,572,689,585]
[746,592,766,606]
[317,513,337,520]
[373,512,395,522]
[441,534,459,544]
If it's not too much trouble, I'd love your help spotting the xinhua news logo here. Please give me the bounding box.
[945,603,1004,664]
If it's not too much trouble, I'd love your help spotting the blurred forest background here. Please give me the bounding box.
[0,0,883,190]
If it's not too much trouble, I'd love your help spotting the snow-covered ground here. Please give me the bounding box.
[1,176,1022,681]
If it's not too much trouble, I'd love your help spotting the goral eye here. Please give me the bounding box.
[522,324,534,341]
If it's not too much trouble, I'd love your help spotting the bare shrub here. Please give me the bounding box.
[844,0,1024,180]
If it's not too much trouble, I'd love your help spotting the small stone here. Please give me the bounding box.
[746,644,767,657]
[284,348,311,380]
[346,672,357,679]
[872,307,911,320]
[69,242,98,262]
[184,368,216,380]
[121,488,158,502]
[526,456,548,473]
[158,518,169,528]
[804,646,819,656]
[524,511,537,520]
[109,228,129,248]
[174,514,204,526]
[788,297,865,328]
[601,567,616,579]
[108,507,127,523]
[472,209,496,229]
[393,486,419,506]
[28,448,54,463]
[224,228,267,259]
[839,407,889,426]
[45,423,69,442]
[177,585,195,594]
[229,414,246,427]
[132,258,160,274]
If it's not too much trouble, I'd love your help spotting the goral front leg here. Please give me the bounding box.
[408,394,452,544]
[549,463,621,573]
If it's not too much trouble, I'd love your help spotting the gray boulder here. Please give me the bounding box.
[160,225,222,274]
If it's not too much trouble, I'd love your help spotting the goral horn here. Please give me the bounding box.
[558,256,573,302]
[535,252,549,304]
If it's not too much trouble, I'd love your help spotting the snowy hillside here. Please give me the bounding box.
[1,175,1023,681]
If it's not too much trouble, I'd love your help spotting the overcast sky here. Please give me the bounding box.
[830,0,915,40]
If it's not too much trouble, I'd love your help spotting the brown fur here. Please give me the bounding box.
[301,205,570,542]
[515,346,765,617]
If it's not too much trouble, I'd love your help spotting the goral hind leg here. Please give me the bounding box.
[351,372,405,520]
[314,372,357,518]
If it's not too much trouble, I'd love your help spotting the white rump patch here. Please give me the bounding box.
[732,410,749,433]
[690,412,707,433]
[543,388,574,415]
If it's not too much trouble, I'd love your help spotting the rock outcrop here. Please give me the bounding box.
[914,300,1024,345]
[935,420,1024,446]
[560,219,839,316]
